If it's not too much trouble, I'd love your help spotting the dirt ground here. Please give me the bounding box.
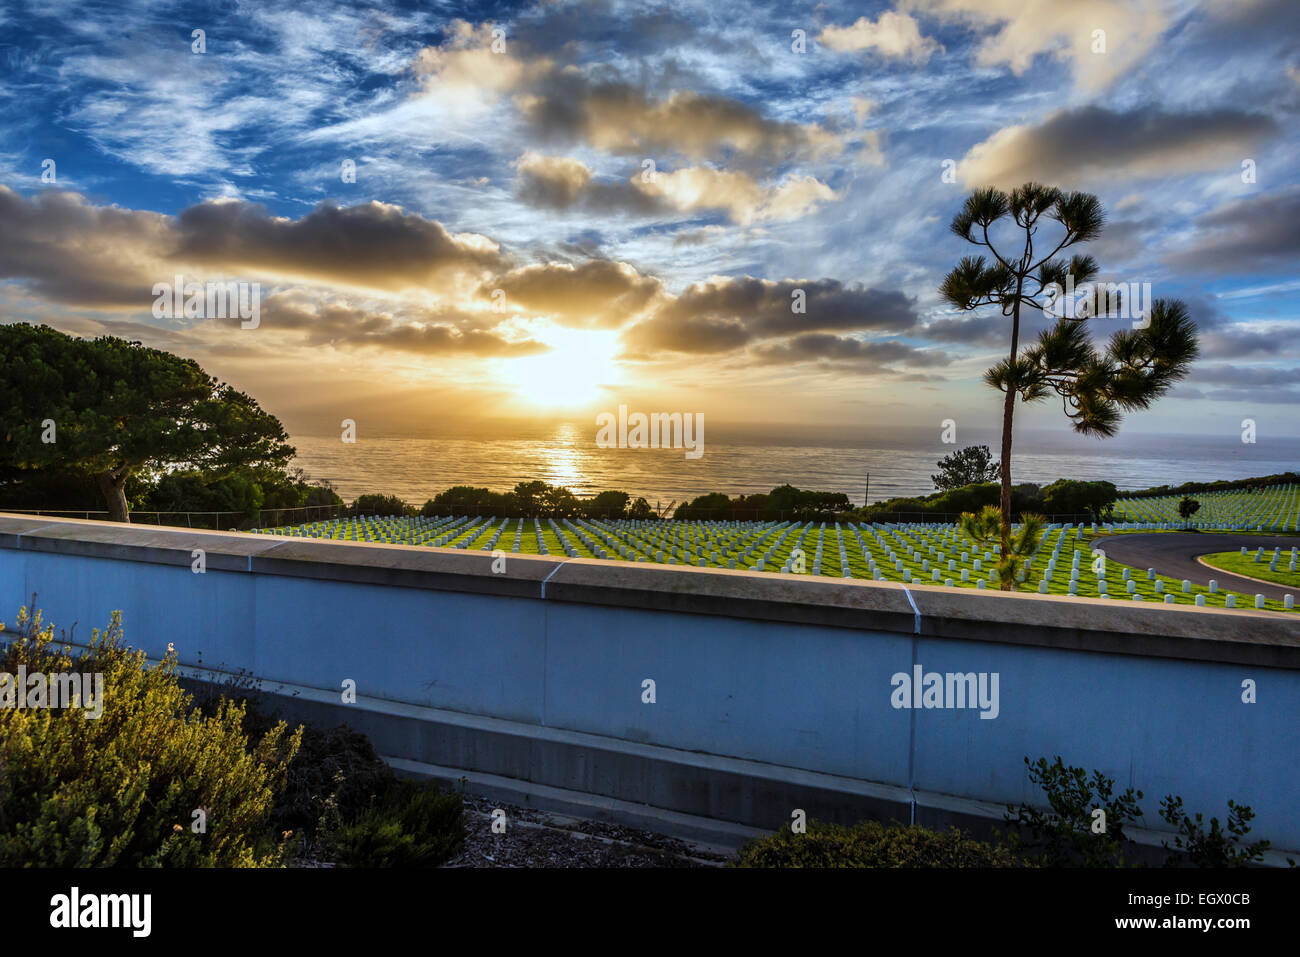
[440,794,735,868]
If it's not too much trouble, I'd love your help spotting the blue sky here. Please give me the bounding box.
[1,0,1297,443]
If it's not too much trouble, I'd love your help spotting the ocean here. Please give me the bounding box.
[286,424,1300,508]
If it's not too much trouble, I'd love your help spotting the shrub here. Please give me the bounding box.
[1003,756,1144,867]
[0,603,301,867]
[186,677,396,844]
[327,779,465,868]
[733,819,1028,868]
[1159,797,1270,868]
[352,493,409,516]
[1007,755,1274,868]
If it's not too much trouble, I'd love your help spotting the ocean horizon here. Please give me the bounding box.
[286,425,1300,508]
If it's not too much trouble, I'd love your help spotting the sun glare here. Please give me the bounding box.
[506,326,621,409]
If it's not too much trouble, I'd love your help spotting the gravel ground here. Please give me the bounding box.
[441,794,734,868]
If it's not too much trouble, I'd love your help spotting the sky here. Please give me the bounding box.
[0,0,1298,446]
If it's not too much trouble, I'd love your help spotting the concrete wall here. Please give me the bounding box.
[2,514,1298,856]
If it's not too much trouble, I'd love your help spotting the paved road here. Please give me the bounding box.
[1092,532,1300,601]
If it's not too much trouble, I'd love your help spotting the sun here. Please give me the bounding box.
[506,326,621,409]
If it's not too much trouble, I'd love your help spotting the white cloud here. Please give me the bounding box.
[818,11,941,64]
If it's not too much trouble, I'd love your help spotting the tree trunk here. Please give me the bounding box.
[999,286,1024,590]
[97,469,130,523]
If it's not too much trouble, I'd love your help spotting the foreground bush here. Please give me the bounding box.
[184,675,465,866]
[1006,755,1275,868]
[0,605,301,867]
[734,819,1029,868]
[327,779,465,867]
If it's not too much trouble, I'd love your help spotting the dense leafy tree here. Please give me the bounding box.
[1178,496,1201,527]
[0,324,293,522]
[586,490,630,518]
[932,445,1001,491]
[627,496,656,520]
[1040,479,1118,520]
[674,492,732,520]
[352,493,410,516]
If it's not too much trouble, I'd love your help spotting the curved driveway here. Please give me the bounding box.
[1092,532,1300,601]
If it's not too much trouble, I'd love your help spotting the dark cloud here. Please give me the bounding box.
[225,299,547,357]
[514,152,666,215]
[519,77,842,166]
[626,277,918,353]
[174,199,507,290]
[0,186,171,306]
[1163,187,1300,276]
[752,333,950,368]
[960,105,1279,187]
[1189,363,1300,387]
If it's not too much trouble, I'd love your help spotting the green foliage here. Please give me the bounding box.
[1040,479,1118,520]
[424,486,506,516]
[0,323,294,521]
[1177,496,1201,524]
[734,819,1029,868]
[589,490,631,518]
[674,492,732,520]
[0,604,301,867]
[1008,756,1275,869]
[932,445,1001,491]
[627,496,656,520]
[960,506,1045,586]
[424,483,640,519]
[1003,757,1145,867]
[352,493,410,516]
[765,484,853,520]
[1159,797,1269,867]
[327,779,465,868]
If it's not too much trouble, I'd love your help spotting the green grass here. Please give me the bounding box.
[1199,549,1300,589]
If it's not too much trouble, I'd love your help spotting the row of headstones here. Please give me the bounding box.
[590,517,796,567]
[1120,484,1297,529]
[1246,544,1300,572]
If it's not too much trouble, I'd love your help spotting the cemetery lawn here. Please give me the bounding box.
[1199,550,1300,589]
[254,517,1298,614]
[1116,483,1300,528]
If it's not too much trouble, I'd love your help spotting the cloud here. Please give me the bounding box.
[1163,187,1300,276]
[623,277,919,353]
[818,12,941,64]
[174,198,506,291]
[482,259,662,329]
[958,105,1279,188]
[1190,363,1300,387]
[635,167,838,225]
[514,152,839,224]
[910,0,1168,90]
[413,20,549,114]
[238,298,548,357]
[413,24,842,166]
[0,186,173,306]
[514,151,666,215]
[752,333,950,368]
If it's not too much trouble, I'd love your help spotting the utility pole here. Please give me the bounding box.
[865,472,870,508]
